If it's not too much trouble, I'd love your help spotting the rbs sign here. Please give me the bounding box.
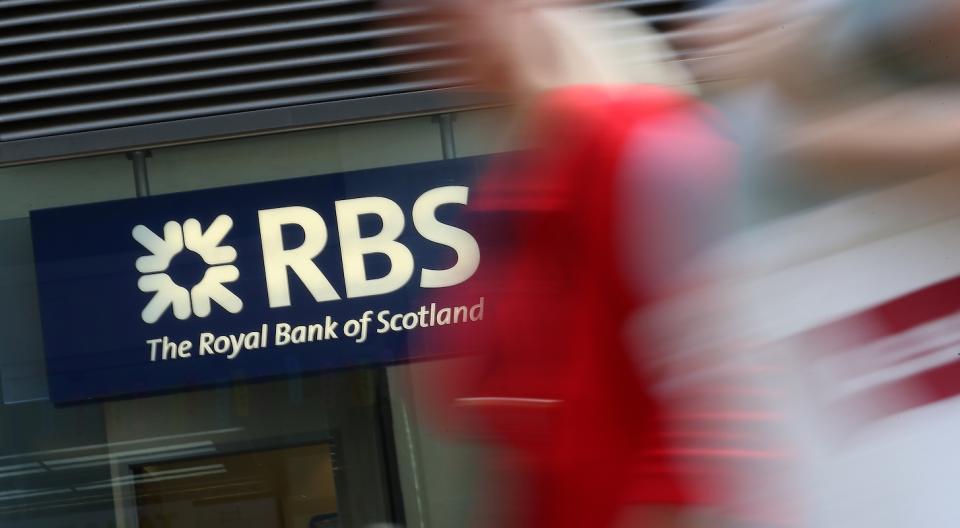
[258,186,479,308]
[31,157,488,403]
[134,186,479,323]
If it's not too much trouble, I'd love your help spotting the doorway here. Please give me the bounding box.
[133,443,339,528]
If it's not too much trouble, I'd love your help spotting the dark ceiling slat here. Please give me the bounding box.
[608,4,743,25]
[0,0,714,148]
[0,0,210,29]
[1,24,439,85]
[0,0,67,10]
[590,0,687,9]
[0,0,445,142]
[2,60,458,123]
[3,79,464,141]
[0,0,369,47]
[3,42,446,104]
[0,89,497,167]
[0,6,422,67]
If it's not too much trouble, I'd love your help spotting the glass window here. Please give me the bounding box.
[147,117,445,195]
[451,107,516,159]
[0,154,136,527]
[384,107,517,528]
[134,444,339,527]
[0,155,135,221]
[1,116,447,528]
[1,110,518,528]
[0,154,134,404]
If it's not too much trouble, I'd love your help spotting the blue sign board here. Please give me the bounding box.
[30,157,489,404]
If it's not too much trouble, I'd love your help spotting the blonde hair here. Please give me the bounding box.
[504,5,696,96]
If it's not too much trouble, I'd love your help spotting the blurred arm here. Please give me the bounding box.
[781,89,960,174]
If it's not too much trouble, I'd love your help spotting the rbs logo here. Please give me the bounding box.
[134,215,242,323]
[134,185,479,323]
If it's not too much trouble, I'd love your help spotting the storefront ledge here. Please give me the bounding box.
[0,89,504,168]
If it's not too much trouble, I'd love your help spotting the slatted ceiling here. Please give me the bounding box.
[0,0,450,141]
[4,40,445,103]
[3,59,459,123]
[636,4,742,27]
[0,0,372,48]
[604,0,771,76]
[592,0,689,9]
[3,24,440,85]
[2,42,451,113]
[5,78,463,140]
[2,74,465,140]
[1,6,419,67]
[0,0,723,145]
[0,0,66,9]
[0,0,209,28]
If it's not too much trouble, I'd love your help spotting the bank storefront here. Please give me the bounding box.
[0,108,511,528]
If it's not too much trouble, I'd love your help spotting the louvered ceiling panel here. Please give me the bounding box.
[0,0,744,164]
[0,0,459,141]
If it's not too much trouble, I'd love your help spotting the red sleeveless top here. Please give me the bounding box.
[422,86,771,527]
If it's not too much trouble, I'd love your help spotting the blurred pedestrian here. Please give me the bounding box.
[407,2,787,527]
[669,1,960,526]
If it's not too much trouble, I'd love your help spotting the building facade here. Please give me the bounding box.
[0,2,699,527]
[1,106,516,528]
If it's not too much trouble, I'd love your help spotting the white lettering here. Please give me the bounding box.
[213,335,230,354]
[436,307,451,325]
[272,319,337,346]
[199,333,215,354]
[469,297,484,321]
[147,336,192,361]
[244,331,261,349]
[291,325,307,344]
[356,310,373,343]
[335,197,414,298]
[402,312,419,330]
[275,323,291,346]
[323,315,338,339]
[227,334,243,359]
[376,310,391,334]
[344,319,361,339]
[147,337,163,362]
[258,206,340,308]
[413,186,480,288]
